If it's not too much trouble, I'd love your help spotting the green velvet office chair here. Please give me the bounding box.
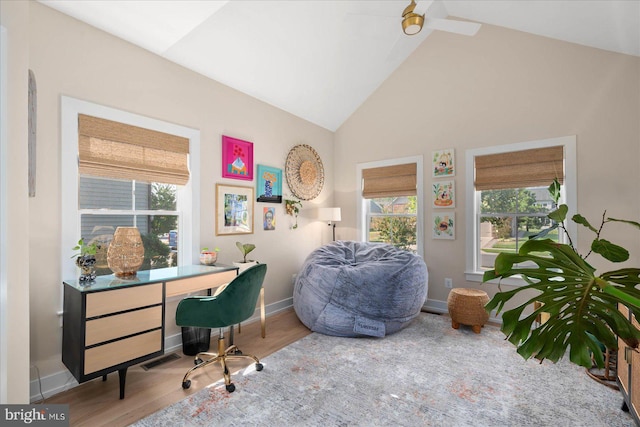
[176,263,267,392]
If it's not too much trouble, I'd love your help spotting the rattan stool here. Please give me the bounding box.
[447,288,490,333]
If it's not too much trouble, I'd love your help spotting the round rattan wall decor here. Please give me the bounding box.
[285,144,325,201]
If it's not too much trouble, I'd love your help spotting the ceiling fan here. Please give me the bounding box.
[401,0,481,37]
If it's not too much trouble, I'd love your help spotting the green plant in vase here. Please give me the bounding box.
[234,242,257,273]
[483,179,640,369]
[71,238,99,282]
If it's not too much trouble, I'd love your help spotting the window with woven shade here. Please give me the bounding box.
[474,146,564,191]
[78,114,190,185]
[362,163,417,199]
[359,159,423,255]
[61,97,200,281]
[464,136,577,283]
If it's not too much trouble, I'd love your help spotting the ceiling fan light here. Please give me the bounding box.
[402,13,424,36]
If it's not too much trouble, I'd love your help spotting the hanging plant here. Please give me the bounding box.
[284,199,302,229]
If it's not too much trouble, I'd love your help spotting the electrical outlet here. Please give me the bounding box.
[444,278,453,289]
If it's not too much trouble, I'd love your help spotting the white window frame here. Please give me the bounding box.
[356,155,424,257]
[61,96,200,282]
[464,135,577,285]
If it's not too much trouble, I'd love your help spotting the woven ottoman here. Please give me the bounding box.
[447,288,489,333]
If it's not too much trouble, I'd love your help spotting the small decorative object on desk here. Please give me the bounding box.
[72,238,99,282]
[233,241,258,273]
[107,227,144,278]
[200,247,219,265]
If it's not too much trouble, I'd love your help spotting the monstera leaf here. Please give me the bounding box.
[483,179,640,369]
[484,239,640,368]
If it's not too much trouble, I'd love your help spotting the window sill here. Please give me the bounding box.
[465,271,527,287]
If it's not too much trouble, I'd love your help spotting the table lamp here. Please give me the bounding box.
[318,207,341,241]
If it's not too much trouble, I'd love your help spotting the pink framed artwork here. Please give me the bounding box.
[222,135,254,180]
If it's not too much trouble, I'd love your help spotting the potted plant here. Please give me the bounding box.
[234,242,258,273]
[71,238,100,282]
[199,247,220,266]
[285,198,302,229]
[483,179,640,369]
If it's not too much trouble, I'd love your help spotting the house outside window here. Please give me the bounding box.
[357,156,424,257]
[465,136,577,284]
[61,97,200,281]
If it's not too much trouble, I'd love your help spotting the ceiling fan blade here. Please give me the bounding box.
[424,17,481,36]
[413,0,436,16]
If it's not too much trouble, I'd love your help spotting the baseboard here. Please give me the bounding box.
[31,297,294,403]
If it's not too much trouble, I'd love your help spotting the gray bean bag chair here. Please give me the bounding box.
[293,241,428,337]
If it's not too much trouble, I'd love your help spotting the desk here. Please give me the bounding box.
[62,264,265,399]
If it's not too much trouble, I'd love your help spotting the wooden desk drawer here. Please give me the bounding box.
[86,283,163,317]
[165,270,236,297]
[85,306,162,346]
[84,329,162,375]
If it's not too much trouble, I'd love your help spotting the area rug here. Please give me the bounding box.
[132,313,633,426]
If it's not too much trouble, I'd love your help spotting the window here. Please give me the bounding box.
[357,157,424,256]
[61,97,200,281]
[465,136,577,283]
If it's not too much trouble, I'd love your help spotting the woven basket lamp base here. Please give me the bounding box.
[447,288,490,334]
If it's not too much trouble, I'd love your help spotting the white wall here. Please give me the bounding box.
[334,23,640,309]
[23,1,333,397]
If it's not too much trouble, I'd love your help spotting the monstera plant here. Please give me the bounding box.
[483,179,640,369]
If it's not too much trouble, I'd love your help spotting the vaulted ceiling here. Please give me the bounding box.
[39,1,640,131]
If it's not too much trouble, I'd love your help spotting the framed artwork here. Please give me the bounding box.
[432,180,455,208]
[216,184,254,235]
[256,165,283,203]
[432,148,455,177]
[222,135,254,180]
[433,211,455,240]
[263,207,276,231]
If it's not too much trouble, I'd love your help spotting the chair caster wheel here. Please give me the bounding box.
[194,358,203,365]
[182,380,191,389]
[255,363,264,371]
[226,383,236,393]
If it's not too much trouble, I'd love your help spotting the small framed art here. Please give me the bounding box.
[216,184,254,235]
[433,211,455,240]
[432,148,455,177]
[432,180,455,208]
[222,135,254,180]
[263,207,276,231]
[256,165,283,203]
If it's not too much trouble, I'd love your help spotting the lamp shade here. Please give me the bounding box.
[318,207,341,222]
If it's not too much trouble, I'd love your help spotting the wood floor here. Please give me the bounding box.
[46,308,311,427]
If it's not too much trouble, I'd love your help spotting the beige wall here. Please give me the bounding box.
[0,0,31,404]
[334,23,640,305]
[25,2,333,389]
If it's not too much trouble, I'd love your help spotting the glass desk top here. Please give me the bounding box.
[63,264,238,292]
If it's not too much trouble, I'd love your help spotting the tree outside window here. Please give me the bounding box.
[368,196,417,252]
[478,186,558,269]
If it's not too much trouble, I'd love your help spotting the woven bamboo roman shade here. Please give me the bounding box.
[362,163,417,199]
[474,146,564,191]
[78,114,190,185]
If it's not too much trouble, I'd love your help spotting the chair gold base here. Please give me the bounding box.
[181,335,263,392]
